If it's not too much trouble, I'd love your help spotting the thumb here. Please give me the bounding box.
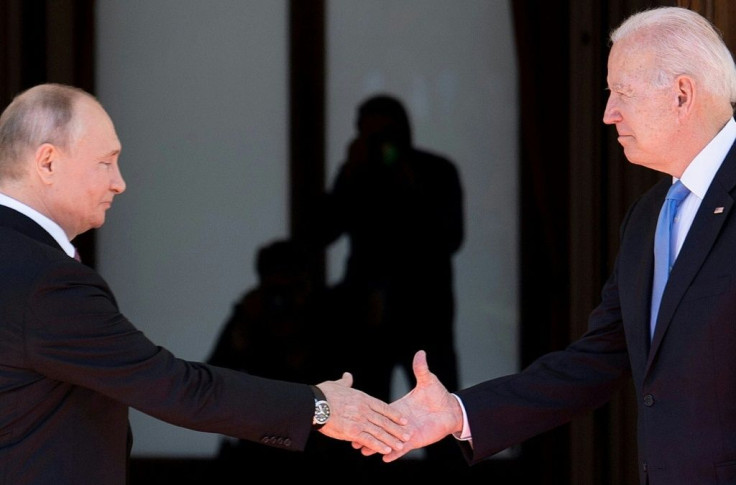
[335,371,354,388]
[412,350,431,382]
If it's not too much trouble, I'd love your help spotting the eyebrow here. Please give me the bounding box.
[609,82,635,95]
[100,149,121,159]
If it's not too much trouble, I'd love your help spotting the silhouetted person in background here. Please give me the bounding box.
[208,239,321,381]
[207,238,334,477]
[318,94,465,469]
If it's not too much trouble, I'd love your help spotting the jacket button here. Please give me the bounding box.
[643,394,654,406]
[643,462,648,472]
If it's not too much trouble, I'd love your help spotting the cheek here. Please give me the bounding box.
[631,104,669,141]
[66,175,106,214]
[84,170,110,194]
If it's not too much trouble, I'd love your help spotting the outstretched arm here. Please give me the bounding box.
[316,371,410,456]
[354,350,465,462]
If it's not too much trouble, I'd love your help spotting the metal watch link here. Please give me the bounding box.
[310,385,331,429]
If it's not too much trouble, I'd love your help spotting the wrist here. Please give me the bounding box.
[310,385,331,430]
[451,393,468,436]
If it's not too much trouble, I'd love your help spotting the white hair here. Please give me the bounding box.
[611,6,736,105]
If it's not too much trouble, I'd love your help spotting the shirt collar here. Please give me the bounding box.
[0,192,76,258]
[679,117,736,199]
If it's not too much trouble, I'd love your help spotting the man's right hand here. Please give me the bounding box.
[353,350,464,462]
[315,372,410,456]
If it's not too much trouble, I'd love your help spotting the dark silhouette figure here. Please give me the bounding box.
[208,239,320,381]
[206,239,331,476]
[319,94,465,468]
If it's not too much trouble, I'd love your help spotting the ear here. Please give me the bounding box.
[34,143,58,184]
[675,75,695,113]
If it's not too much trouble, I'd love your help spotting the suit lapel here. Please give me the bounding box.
[619,180,668,372]
[0,205,61,250]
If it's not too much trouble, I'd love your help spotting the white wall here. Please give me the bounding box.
[96,0,289,456]
[96,0,517,458]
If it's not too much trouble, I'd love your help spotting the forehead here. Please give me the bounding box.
[607,38,656,89]
[74,98,121,155]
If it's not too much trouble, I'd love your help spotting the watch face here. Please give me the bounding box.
[315,400,331,424]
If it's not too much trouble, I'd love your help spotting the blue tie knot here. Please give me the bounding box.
[666,180,690,204]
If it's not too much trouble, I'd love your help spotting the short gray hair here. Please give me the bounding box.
[0,83,94,180]
[611,6,736,104]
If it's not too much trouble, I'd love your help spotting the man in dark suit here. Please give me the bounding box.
[366,7,736,485]
[0,83,409,485]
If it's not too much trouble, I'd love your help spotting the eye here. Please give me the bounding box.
[607,83,633,98]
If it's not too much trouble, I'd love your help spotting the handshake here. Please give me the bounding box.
[313,350,465,463]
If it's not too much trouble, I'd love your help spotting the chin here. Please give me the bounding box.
[89,217,106,229]
[622,148,642,166]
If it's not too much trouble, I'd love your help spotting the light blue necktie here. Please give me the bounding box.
[650,180,690,339]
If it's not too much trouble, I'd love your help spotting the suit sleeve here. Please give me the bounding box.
[23,259,314,450]
[456,255,632,462]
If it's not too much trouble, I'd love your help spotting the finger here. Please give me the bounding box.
[368,411,411,441]
[368,396,409,427]
[368,397,408,426]
[363,414,413,452]
[351,442,378,456]
[352,432,394,456]
[382,448,411,463]
[361,447,378,457]
[351,440,405,461]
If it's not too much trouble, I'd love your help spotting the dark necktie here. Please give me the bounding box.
[650,180,690,339]
[74,247,81,262]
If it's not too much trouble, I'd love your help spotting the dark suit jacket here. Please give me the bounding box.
[0,206,315,485]
[457,138,736,485]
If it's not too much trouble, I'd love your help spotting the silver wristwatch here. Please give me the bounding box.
[310,385,331,429]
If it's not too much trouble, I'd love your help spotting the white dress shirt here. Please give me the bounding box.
[672,117,736,259]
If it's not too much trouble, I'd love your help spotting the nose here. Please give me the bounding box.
[602,95,620,125]
[111,165,126,194]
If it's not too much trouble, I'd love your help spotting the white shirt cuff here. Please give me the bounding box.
[451,393,472,441]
